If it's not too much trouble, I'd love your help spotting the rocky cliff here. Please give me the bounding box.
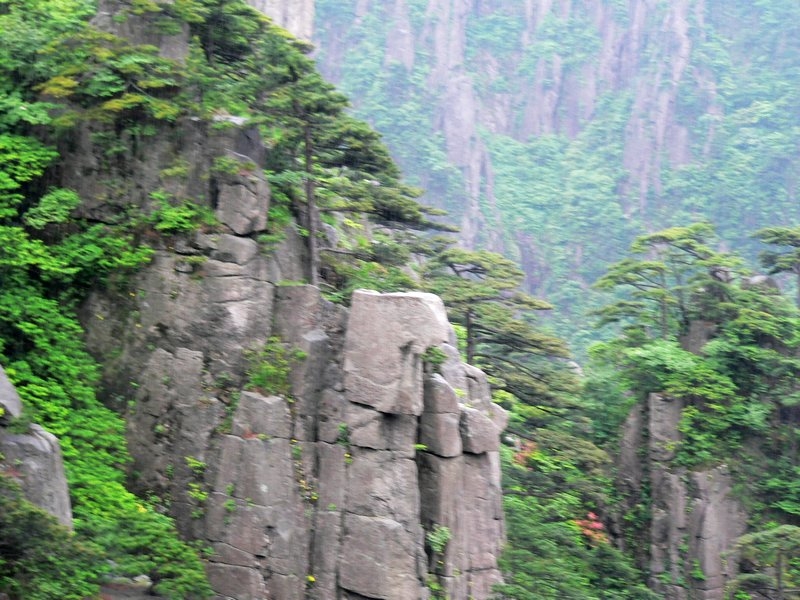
[618,393,747,600]
[309,0,709,247]
[83,248,506,599]
[302,0,800,342]
[59,44,506,597]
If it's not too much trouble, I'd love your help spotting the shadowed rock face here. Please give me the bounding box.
[0,367,73,528]
[618,393,747,600]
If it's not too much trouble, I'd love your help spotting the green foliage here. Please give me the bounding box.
[753,225,800,305]
[594,223,800,501]
[422,346,447,371]
[0,475,102,599]
[495,445,656,600]
[147,190,218,234]
[426,524,451,555]
[245,336,306,396]
[423,244,578,417]
[727,525,800,599]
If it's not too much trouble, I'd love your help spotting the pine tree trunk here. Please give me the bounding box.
[466,309,475,364]
[304,125,319,286]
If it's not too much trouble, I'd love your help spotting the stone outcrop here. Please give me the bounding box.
[51,6,507,595]
[618,393,747,600]
[0,367,73,528]
[84,270,506,599]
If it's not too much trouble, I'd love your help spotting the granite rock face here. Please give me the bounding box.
[0,367,73,528]
[618,393,747,600]
[58,10,505,593]
[85,276,506,600]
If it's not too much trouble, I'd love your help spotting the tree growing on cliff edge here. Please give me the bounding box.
[423,246,579,419]
[754,225,800,307]
[592,223,740,341]
[255,39,448,286]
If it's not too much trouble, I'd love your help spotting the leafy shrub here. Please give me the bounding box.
[0,475,103,600]
[245,336,306,396]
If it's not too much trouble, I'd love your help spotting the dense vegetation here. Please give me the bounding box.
[313,0,800,348]
[0,0,445,596]
[3,0,800,598]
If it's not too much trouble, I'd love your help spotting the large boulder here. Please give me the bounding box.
[0,367,72,528]
[343,290,451,415]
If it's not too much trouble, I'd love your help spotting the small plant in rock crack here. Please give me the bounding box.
[245,336,307,396]
[427,524,451,555]
[422,346,447,372]
[337,422,349,445]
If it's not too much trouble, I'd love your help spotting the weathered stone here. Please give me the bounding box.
[649,393,682,462]
[345,449,420,524]
[460,406,500,454]
[0,425,72,528]
[462,454,505,571]
[339,514,424,600]
[0,366,22,420]
[215,178,269,236]
[488,403,509,432]
[418,453,465,531]
[316,443,348,513]
[463,364,493,410]
[317,389,348,444]
[268,573,303,600]
[309,510,342,599]
[688,467,747,596]
[253,0,315,41]
[344,290,452,415]
[419,411,462,457]
[231,392,292,439]
[346,403,418,454]
[206,564,267,600]
[623,391,750,600]
[211,234,260,265]
[423,374,460,414]
[210,542,256,568]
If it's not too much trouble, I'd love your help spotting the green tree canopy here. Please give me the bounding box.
[754,225,800,306]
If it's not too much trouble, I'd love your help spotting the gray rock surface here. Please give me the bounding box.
[618,393,747,600]
[344,290,452,415]
[253,0,315,41]
[0,367,72,528]
[61,39,506,594]
[0,366,22,420]
[83,275,506,599]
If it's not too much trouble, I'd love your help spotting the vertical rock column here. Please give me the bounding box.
[336,290,506,600]
[338,290,452,599]
[647,393,747,600]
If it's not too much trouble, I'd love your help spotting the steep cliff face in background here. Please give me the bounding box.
[308,0,800,336]
[252,0,315,41]
[312,0,707,242]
